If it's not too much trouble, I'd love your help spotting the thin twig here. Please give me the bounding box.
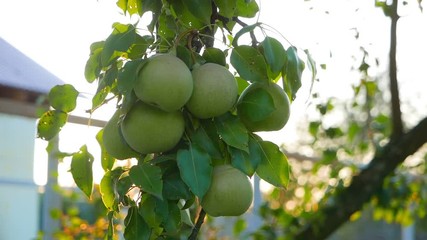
[86,95,116,114]
[188,208,206,240]
[232,17,258,47]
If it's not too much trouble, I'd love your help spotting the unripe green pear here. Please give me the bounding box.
[134,54,193,112]
[237,82,290,132]
[201,164,253,217]
[121,101,185,154]
[186,63,238,119]
[102,110,138,160]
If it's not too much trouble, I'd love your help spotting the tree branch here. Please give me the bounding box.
[294,116,427,240]
[188,208,206,240]
[389,0,403,139]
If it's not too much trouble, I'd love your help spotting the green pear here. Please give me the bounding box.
[186,63,238,119]
[134,54,193,112]
[237,82,290,132]
[201,164,253,217]
[102,110,138,160]
[121,101,185,154]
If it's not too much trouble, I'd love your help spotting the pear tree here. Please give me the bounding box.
[36,0,316,239]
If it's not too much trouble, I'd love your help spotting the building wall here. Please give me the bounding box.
[0,113,39,240]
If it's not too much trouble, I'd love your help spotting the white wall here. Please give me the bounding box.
[0,113,39,240]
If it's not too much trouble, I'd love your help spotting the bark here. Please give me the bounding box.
[389,0,403,139]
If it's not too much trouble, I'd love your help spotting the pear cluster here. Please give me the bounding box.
[100,53,292,218]
[201,82,291,217]
[102,54,238,158]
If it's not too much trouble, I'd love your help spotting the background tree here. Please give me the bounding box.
[251,0,427,239]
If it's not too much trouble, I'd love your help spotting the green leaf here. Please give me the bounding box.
[190,124,222,159]
[93,63,117,103]
[96,129,115,171]
[116,0,127,14]
[129,163,164,200]
[202,47,226,66]
[121,91,138,115]
[91,86,110,111]
[71,145,94,198]
[117,175,133,204]
[101,23,136,67]
[144,0,163,32]
[282,46,304,101]
[375,0,392,17]
[199,119,223,154]
[214,0,237,18]
[235,0,259,18]
[37,110,68,140]
[139,194,168,229]
[163,172,193,200]
[229,147,253,176]
[100,168,123,211]
[348,122,361,142]
[233,218,247,236]
[126,0,143,16]
[117,59,146,95]
[84,41,104,83]
[181,194,195,210]
[255,141,289,188]
[261,37,287,77]
[304,49,317,84]
[319,149,337,166]
[231,45,269,83]
[325,127,344,139]
[48,84,79,113]
[230,134,262,176]
[169,0,205,30]
[163,202,182,235]
[237,85,276,122]
[215,113,249,152]
[100,172,115,211]
[177,145,212,199]
[309,121,321,137]
[176,45,194,69]
[142,0,162,16]
[182,0,212,24]
[127,35,154,59]
[117,0,161,17]
[248,134,262,168]
[157,12,177,52]
[236,76,250,94]
[124,206,151,240]
[232,23,260,47]
[180,207,194,227]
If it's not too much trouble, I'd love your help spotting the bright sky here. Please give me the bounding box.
[1,0,426,186]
